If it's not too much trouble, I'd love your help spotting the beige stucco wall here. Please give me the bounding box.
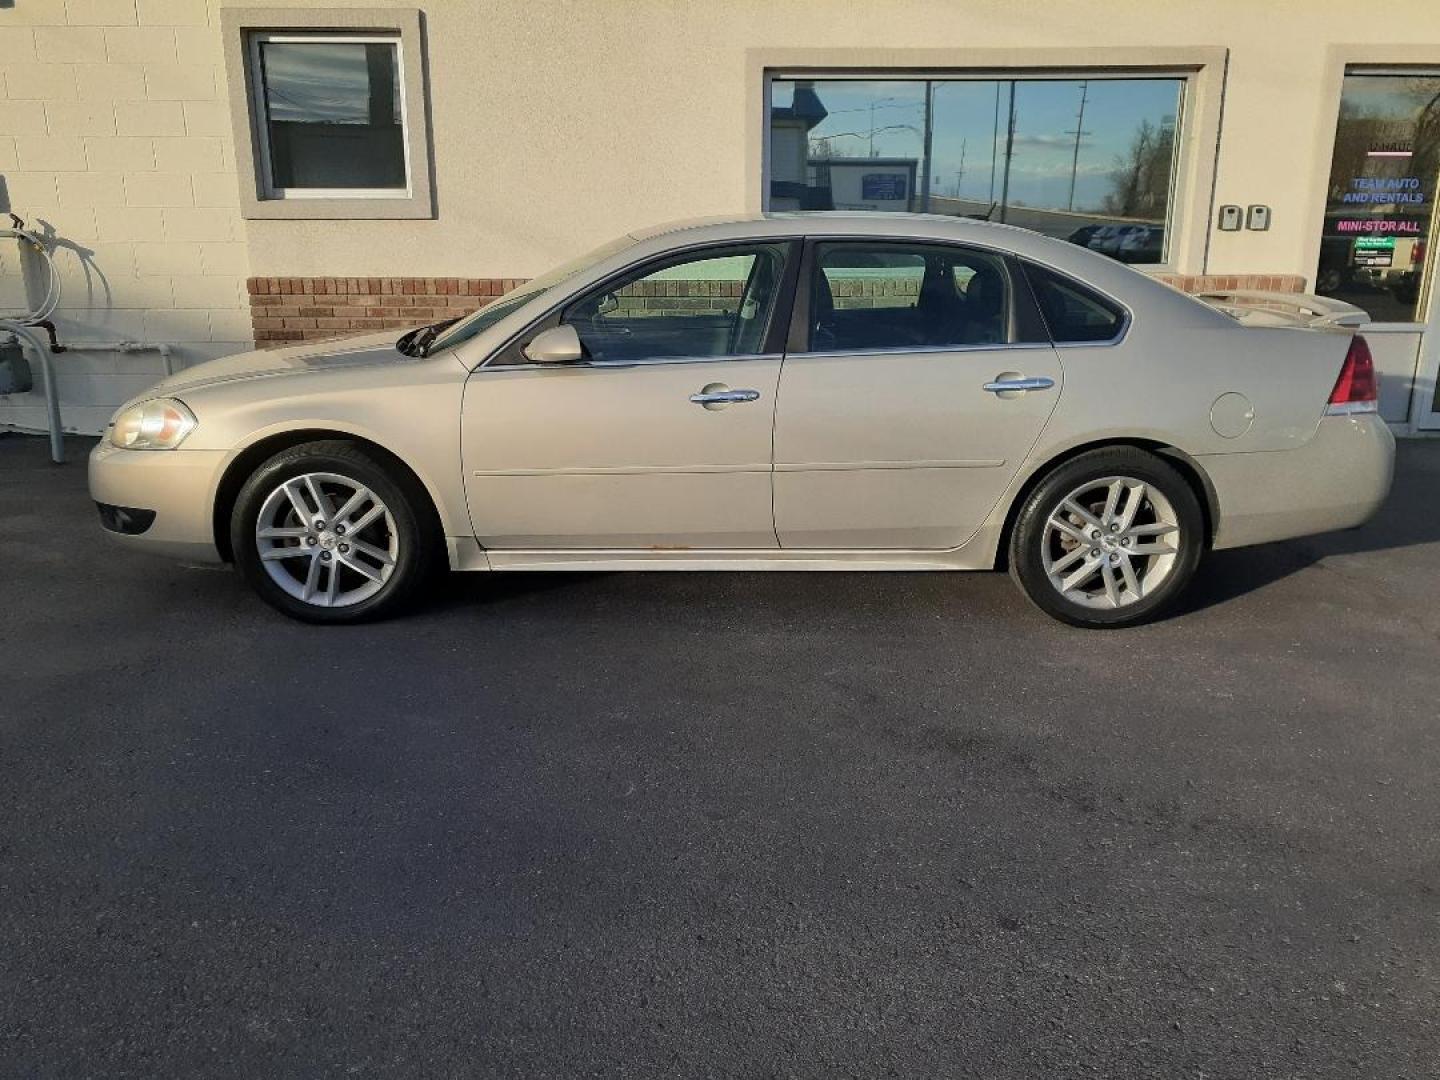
[1,0,251,434]
[219,0,1440,285]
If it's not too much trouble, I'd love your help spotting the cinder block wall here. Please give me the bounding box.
[0,0,252,435]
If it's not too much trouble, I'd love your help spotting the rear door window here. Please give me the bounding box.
[807,242,1012,352]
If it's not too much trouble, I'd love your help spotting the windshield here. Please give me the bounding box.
[424,232,640,355]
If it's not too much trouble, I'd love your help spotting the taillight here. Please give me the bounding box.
[1326,334,1378,415]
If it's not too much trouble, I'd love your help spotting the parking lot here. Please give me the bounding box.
[3,432,1439,1077]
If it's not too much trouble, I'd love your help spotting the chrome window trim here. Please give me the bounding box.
[474,352,783,374]
[582,352,782,370]
[791,341,1055,360]
[1052,325,1131,350]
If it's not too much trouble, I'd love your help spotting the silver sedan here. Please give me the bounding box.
[90,214,1394,628]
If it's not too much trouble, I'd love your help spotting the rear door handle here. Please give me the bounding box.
[982,376,1055,394]
[690,388,760,406]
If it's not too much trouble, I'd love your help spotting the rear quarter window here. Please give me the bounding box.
[1022,262,1126,343]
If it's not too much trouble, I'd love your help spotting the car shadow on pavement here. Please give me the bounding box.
[1175,544,1319,616]
[426,569,610,611]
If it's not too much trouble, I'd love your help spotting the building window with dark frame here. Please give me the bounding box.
[1314,70,1440,325]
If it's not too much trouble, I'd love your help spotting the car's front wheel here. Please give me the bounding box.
[1008,448,1204,629]
[230,440,438,623]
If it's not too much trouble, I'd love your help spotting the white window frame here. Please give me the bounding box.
[762,67,1196,273]
[246,30,412,202]
[221,7,432,220]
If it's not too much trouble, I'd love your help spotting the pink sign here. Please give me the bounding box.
[1336,219,1422,234]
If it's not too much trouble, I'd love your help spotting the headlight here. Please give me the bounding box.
[109,397,197,450]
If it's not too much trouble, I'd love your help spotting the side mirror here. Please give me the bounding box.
[522,324,584,365]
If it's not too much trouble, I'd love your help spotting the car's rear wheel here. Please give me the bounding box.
[231,441,438,623]
[1008,448,1204,629]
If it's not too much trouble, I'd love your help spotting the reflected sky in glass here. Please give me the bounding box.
[773,78,1180,213]
[261,42,399,125]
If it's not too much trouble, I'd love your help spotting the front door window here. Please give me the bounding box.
[563,245,790,363]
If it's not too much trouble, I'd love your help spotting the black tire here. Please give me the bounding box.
[230,440,440,624]
[1008,447,1204,629]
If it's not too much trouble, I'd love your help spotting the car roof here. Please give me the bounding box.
[624,212,1230,327]
[631,211,1042,245]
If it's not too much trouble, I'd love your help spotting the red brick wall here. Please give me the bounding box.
[244,272,1307,348]
[1154,273,1306,294]
[245,277,524,347]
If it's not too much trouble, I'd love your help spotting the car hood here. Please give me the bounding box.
[149,330,414,397]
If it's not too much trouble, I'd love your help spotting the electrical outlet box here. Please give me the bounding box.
[1247,204,1272,231]
[1218,205,1243,231]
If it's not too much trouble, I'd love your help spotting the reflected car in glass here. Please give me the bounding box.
[1116,225,1165,264]
[90,214,1394,629]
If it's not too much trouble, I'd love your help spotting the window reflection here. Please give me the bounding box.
[257,39,407,191]
[769,77,1183,265]
[1315,73,1440,324]
[810,243,1011,351]
[563,246,789,362]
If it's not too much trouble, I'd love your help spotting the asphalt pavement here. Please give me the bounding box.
[3,433,1439,1077]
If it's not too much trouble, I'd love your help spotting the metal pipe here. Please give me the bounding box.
[0,319,64,464]
[919,81,934,214]
[999,81,1017,225]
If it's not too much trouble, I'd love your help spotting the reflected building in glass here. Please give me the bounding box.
[769,78,1183,266]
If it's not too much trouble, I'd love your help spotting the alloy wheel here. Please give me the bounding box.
[1041,475,1181,610]
[254,472,398,608]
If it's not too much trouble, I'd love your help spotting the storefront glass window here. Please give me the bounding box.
[1316,72,1440,324]
[768,76,1185,266]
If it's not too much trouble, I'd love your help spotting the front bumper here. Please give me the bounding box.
[1203,412,1395,550]
[88,441,228,562]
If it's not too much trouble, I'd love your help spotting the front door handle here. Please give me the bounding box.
[690,385,761,409]
[982,375,1055,395]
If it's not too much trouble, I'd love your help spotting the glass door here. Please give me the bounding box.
[1313,70,1440,427]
